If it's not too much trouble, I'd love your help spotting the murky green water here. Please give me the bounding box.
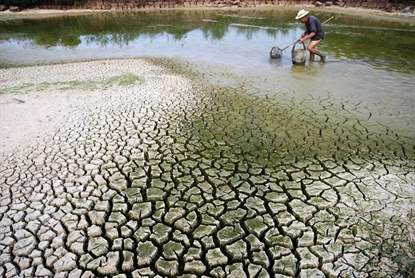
[1,8,415,72]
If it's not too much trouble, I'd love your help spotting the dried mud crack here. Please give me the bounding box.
[0,58,414,277]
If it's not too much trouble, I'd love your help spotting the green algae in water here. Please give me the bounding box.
[148,57,414,169]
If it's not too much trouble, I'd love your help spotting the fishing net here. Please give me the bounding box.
[270,46,283,59]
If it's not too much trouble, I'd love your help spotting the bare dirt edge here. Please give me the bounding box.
[0,5,414,24]
[0,89,72,159]
[0,59,174,159]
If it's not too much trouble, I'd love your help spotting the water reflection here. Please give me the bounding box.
[1,9,414,73]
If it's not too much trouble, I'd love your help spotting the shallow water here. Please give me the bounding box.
[1,9,415,71]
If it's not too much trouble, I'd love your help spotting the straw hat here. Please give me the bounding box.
[295,9,309,20]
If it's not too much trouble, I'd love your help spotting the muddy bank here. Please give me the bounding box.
[0,5,414,24]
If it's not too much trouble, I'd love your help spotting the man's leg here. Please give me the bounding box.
[308,39,326,62]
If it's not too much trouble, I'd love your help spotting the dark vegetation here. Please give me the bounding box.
[0,0,76,8]
[0,0,414,10]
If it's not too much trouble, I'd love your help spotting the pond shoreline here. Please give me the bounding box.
[1,5,414,24]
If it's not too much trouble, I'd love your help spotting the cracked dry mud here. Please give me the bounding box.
[0,58,414,277]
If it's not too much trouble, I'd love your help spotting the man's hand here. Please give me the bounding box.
[299,33,306,44]
[300,32,316,44]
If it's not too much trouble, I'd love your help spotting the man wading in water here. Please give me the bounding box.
[296,10,326,63]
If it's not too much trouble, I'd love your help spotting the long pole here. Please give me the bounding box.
[321,16,335,25]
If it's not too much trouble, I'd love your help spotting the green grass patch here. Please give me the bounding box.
[0,73,145,95]
[105,73,145,86]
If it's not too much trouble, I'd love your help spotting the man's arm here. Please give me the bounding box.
[300,32,315,43]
